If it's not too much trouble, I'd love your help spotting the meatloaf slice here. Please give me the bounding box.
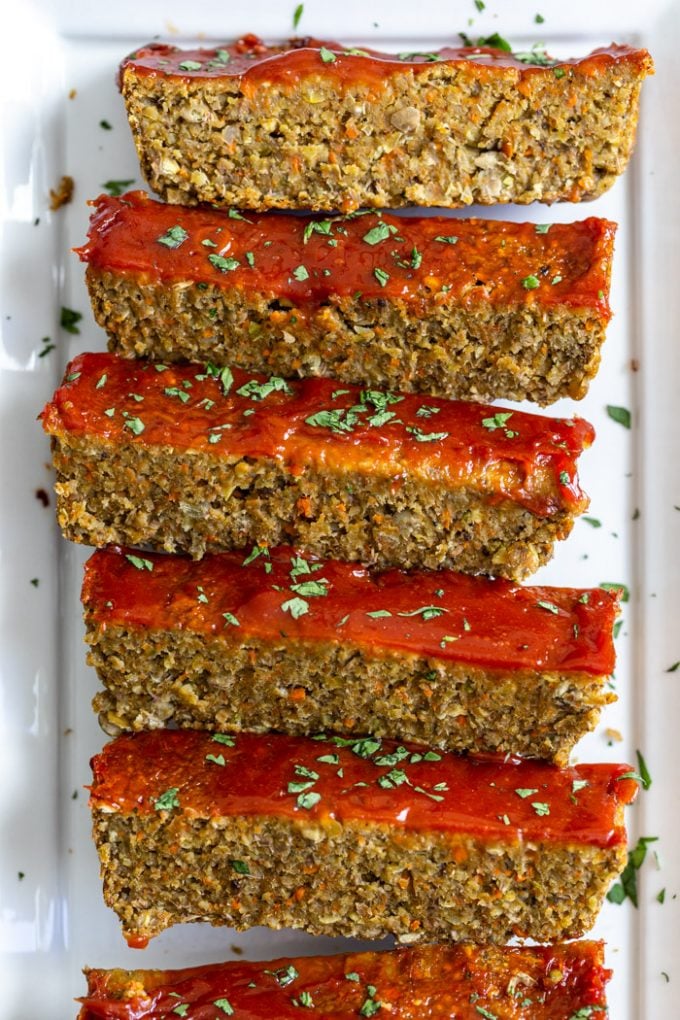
[83,545,617,764]
[77,192,616,406]
[119,35,652,212]
[78,941,612,1019]
[41,353,594,579]
[89,729,637,946]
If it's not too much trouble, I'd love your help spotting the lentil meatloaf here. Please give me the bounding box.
[41,353,594,578]
[78,192,616,406]
[84,545,617,764]
[90,730,636,947]
[119,35,652,212]
[78,941,612,1019]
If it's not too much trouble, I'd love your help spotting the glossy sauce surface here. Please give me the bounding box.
[120,34,651,92]
[77,191,615,314]
[78,942,610,1019]
[83,546,617,675]
[89,730,637,846]
[41,353,594,517]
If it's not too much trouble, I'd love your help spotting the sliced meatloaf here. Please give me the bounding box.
[77,192,616,406]
[78,941,612,1019]
[89,730,637,946]
[41,353,594,578]
[119,35,652,212]
[83,545,617,764]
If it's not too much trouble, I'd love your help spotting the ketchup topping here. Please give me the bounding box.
[119,35,651,93]
[83,546,617,675]
[78,942,611,1019]
[76,191,615,315]
[41,353,594,519]
[89,730,637,846]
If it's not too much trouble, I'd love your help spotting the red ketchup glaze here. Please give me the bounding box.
[77,942,611,1019]
[119,34,652,92]
[76,191,615,315]
[89,730,637,846]
[41,353,594,518]
[83,545,618,675]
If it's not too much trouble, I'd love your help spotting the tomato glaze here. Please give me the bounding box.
[83,545,617,674]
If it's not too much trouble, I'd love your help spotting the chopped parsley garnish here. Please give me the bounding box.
[531,801,550,816]
[475,1008,498,1020]
[405,426,449,442]
[666,661,680,673]
[480,412,517,438]
[363,221,396,245]
[290,579,329,597]
[345,972,360,982]
[123,416,145,436]
[293,3,304,29]
[296,790,321,809]
[179,60,202,71]
[559,470,570,484]
[205,753,226,766]
[281,596,310,619]
[236,376,290,401]
[292,264,309,281]
[554,67,566,79]
[125,554,153,571]
[266,964,300,987]
[534,223,551,233]
[172,1005,189,1017]
[231,859,250,874]
[102,179,135,196]
[60,307,82,334]
[212,733,235,746]
[366,609,392,619]
[154,787,180,811]
[303,219,333,244]
[204,362,234,395]
[397,605,448,621]
[536,600,560,615]
[434,235,458,244]
[373,267,390,287]
[156,225,188,249]
[606,404,631,429]
[209,253,240,272]
[607,836,659,907]
[214,998,235,1015]
[582,516,602,528]
[319,47,336,63]
[100,119,112,130]
[359,986,382,1016]
[245,251,255,266]
[164,386,190,403]
[223,612,240,627]
[521,274,540,290]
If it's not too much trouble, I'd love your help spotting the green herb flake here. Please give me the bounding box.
[154,787,180,811]
[281,596,310,619]
[293,3,304,29]
[572,779,589,797]
[102,179,135,197]
[95,373,107,389]
[373,267,390,287]
[266,964,299,988]
[245,251,255,267]
[172,1005,189,1017]
[475,0,485,10]
[212,733,236,746]
[434,235,458,244]
[635,750,652,790]
[366,609,392,619]
[405,426,449,443]
[66,371,81,382]
[514,788,538,799]
[179,60,202,71]
[317,753,339,765]
[164,386,190,403]
[657,888,666,904]
[156,224,189,249]
[534,223,551,234]
[606,404,631,429]
[521,274,540,290]
[290,579,329,598]
[125,554,153,572]
[100,119,112,130]
[223,612,240,627]
[362,221,394,245]
[209,253,240,273]
[600,582,629,603]
[666,661,680,673]
[554,67,566,79]
[345,972,360,982]
[205,753,226,766]
[319,47,336,63]
[214,997,235,1014]
[236,376,290,401]
[231,859,250,875]
[359,991,382,1017]
[292,264,310,281]
[535,12,545,23]
[123,416,145,436]
[607,836,659,907]
[536,600,560,615]
[583,516,602,528]
[296,790,321,810]
[397,605,447,621]
[103,407,115,417]
[299,990,314,1007]
[60,307,82,334]
[475,1008,499,1020]
[30,578,39,587]
[531,801,550,816]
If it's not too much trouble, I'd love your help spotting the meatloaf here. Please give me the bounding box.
[89,729,637,946]
[78,941,612,1019]
[119,35,652,212]
[83,545,617,764]
[77,191,616,406]
[41,353,594,578]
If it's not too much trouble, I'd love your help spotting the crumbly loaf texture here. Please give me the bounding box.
[120,41,652,212]
[92,810,625,945]
[51,435,575,579]
[88,625,612,765]
[88,266,607,407]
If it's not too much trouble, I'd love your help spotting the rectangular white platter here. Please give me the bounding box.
[1,0,679,1016]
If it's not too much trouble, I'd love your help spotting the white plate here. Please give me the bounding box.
[1,1,679,1016]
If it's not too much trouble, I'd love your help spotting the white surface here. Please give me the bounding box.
[0,1,678,1016]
